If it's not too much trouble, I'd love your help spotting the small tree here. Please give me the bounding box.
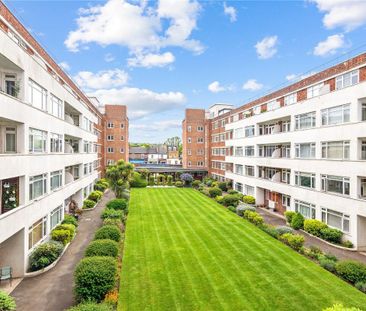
[180,173,193,186]
[167,175,173,186]
[106,160,134,198]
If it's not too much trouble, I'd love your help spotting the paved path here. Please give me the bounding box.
[12,190,114,311]
[257,207,366,264]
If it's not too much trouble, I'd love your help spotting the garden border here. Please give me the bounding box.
[82,190,109,212]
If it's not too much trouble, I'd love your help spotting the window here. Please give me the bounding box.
[234,128,245,139]
[187,149,192,155]
[245,146,254,157]
[295,200,316,219]
[28,79,47,111]
[50,170,62,190]
[282,195,291,209]
[284,93,297,105]
[321,104,350,126]
[258,145,276,158]
[307,83,323,99]
[188,137,192,143]
[361,140,366,160]
[245,185,254,196]
[336,70,359,90]
[50,205,63,229]
[82,117,92,132]
[50,94,63,118]
[28,217,47,249]
[29,174,47,200]
[295,171,315,188]
[281,144,291,158]
[84,164,88,175]
[322,208,350,232]
[321,141,350,159]
[235,182,243,193]
[267,100,280,111]
[235,164,243,175]
[362,103,366,121]
[187,126,192,132]
[107,159,115,166]
[282,121,291,133]
[281,169,291,184]
[197,126,204,131]
[107,147,114,153]
[295,143,315,158]
[197,149,204,155]
[4,74,17,97]
[120,148,124,153]
[120,123,124,129]
[83,141,90,153]
[360,178,366,198]
[321,175,350,195]
[188,161,191,167]
[295,112,316,130]
[245,126,255,137]
[107,122,114,128]
[245,165,254,177]
[197,137,204,143]
[235,147,243,157]
[107,135,114,141]
[29,128,47,153]
[5,127,16,153]
[197,161,204,167]
[120,136,124,141]
[89,163,92,173]
[50,133,63,153]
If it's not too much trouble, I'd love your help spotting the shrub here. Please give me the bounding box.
[284,211,296,224]
[244,210,264,226]
[54,224,76,237]
[29,241,64,271]
[175,181,183,187]
[62,215,78,227]
[242,195,255,205]
[323,253,338,262]
[215,196,224,204]
[236,204,255,217]
[303,245,323,260]
[320,227,343,244]
[103,218,123,228]
[104,289,119,306]
[203,178,214,187]
[320,258,337,273]
[227,189,238,195]
[130,172,148,188]
[209,187,222,198]
[101,209,123,220]
[304,219,328,237]
[355,281,366,293]
[51,229,72,245]
[323,304,362,311]
[94,183,107,192]
[106,199,128,211]
[222,194,240,207]
[67,302,113,311]
[192,180,201,189]
[217,182,228,192]
[342,240,354,248]
[83,199,96,210]
[85,240,119,258]
[275,226,294,236]
[227,206,236,213]
[94,225,121,242]
[180,173,193,185]
[259,224,279,239]
[290,213,304,230]
[74,257,117,302]
[279,233,305,251]
[0,291,16,311]
[148,176,155,186]
[88,191,103,202]
[335,261,366,284]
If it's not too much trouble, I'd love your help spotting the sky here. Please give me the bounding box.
[5,0,366,143]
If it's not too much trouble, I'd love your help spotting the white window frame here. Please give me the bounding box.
[321,141,350,160]
[50,133,63,153]
[295,171,316,189]
[295,200,316,219]
[50,205,63,230]
[29,128,47,153]
[28,79,47,111]
[321,208,350,232]
[295,112,316,130]
[321,104,350,126]
[295,143,316,159]
[29,173,47,200]
[50,170,62,191]
[321,174,350,196]
[284,93,297,106]
[28,217,47,250]
[50,94,63,118]
[307,83,323,99]
[335,70,359,90]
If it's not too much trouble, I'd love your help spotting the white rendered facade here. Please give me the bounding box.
[0,15,99,276]
[225,66,366,249]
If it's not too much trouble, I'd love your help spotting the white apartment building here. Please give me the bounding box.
[0,6,100,276]
[224,55,366,249]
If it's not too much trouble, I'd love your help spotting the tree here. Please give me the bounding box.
[164,136,182,155]
[106,160,134,199]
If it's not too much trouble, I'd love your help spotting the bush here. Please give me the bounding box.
[215,196,224,204]
[94,225,121,242]
[62,215,78,227]
[244,210,264,226]
[323,304,362,311]
[242,195,255,205]
[192,180,201,189]
[101,209,124,220]
[284,211,296,224]
[88,191,103,202]
[303,245,323,260]
[275,226,294,236]
[203,178,214,187]
[304,219,328,237]
[180,173,193,185]
[279,233,305,251]
[94,183,107,192]
[290,213,304,230]
[227,190,238,195]
[175,181,183,187]
[355,281,366,293]
[104,288,119,306]
[217,182,228,192]
[167,175,173,186]
[342,240,354,248]
[51,229,72,245]
[74,257,117,302]
[103,218,123,228]
[228,206,236,213]
[259,224,279,239]
[0,291,16,311]
[54,224,76,237]
[85,240,119,258]
[130,172,148,188]
[335,261,366,284]
[222,194,240,207]
[320,227,343,244]
[29,241,64,271]
[236,204,255,217]
[67,302,113,311]
[208,187,222,198]
[83,199,96,210]
[148,176,155,186]
[320,258,337,273]
[106,199,128,211]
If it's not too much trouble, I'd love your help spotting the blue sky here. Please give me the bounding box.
[5,0,366,142]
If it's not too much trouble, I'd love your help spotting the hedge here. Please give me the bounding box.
[242,195,255,205]
[62,215,78,227]
[222,194,240,207]
[279,233,305,251]
[236,204,255,217]
[175,181,183,187]
[284,211,296,224]
[192,180,201,188]
[291,213,304,230]
[106,199,128,211]
[303,219,328,237]
[94,225,122,242]
[67,302,113,311]
[83,199,96,209]
[85,240,119,258]
[29,241,64,271]
[335,261,366,284]
[51,229,72,245]
[74,257,117,302]
[54,224,76,238]
[208,187,222,198]
[88,191,103,202]
[103,218,123,228]
[243,210,264,226]
[0,290,16,311]
[320,227,343,244]
[275,226,294,236]
[130,172,148,188]
[217,182,228,192]
[101,209,124,220]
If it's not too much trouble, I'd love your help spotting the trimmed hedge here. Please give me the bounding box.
[51,229,72,245]
[279,233,305,251]
[320,227,343,244]
[0,290,16,311]
[192,180,201,188]
[227,206,236,213]
[130,173,148,188]
[208,187,222,198]
[284,211,296,224]
[222,194,240,207]
[291,213,305,230]
[74,257,117,302]
[175,181,183,187]
[259,224,279,239]
[242,195,255,205]
[54,224,76,237]
[85,240,119,258]
[29,241,64,271]
[236,204,255,217]
[101,209,124,220]
[243,210,264,226]
[320,258,337,273]
[275,226,294,236]
[103,218,123,228]
[335,261,366,284]
[217,182,228,192]
[304,219,328,237]
[83,199,96,209]
[67,302,113,311]
[94,225,121,242]
[62,215,78,227]
[106,199,128,211]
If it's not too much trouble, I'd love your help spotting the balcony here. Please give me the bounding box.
[64,102,81,127]
[258,166,290,184]
[65,135,81,153]
[65,165,81,184]
[0,118,24,154]
[0,53,24,101]
[258,144,291,159]
[0,177,22,216]
[258,116,291,136]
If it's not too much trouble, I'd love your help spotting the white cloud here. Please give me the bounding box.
[208,81,232,93]
[223,2,237,22]
[88,87,186,119]
[255,35,278,59]
[311,0,366,32]
[65,0,203,65]
[285,74,297,81]
[128,52,175,68]
[242,79,263,91]
[313,34,345,56]
[286,71,318,81]
[74,69,129,90]
[104,53,115,62]
[59,61,70,71]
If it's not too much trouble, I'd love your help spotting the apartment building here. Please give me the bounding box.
[182,54,366,249]
[0,3,128,276]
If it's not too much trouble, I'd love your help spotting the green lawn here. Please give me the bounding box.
[118,188,366,311]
